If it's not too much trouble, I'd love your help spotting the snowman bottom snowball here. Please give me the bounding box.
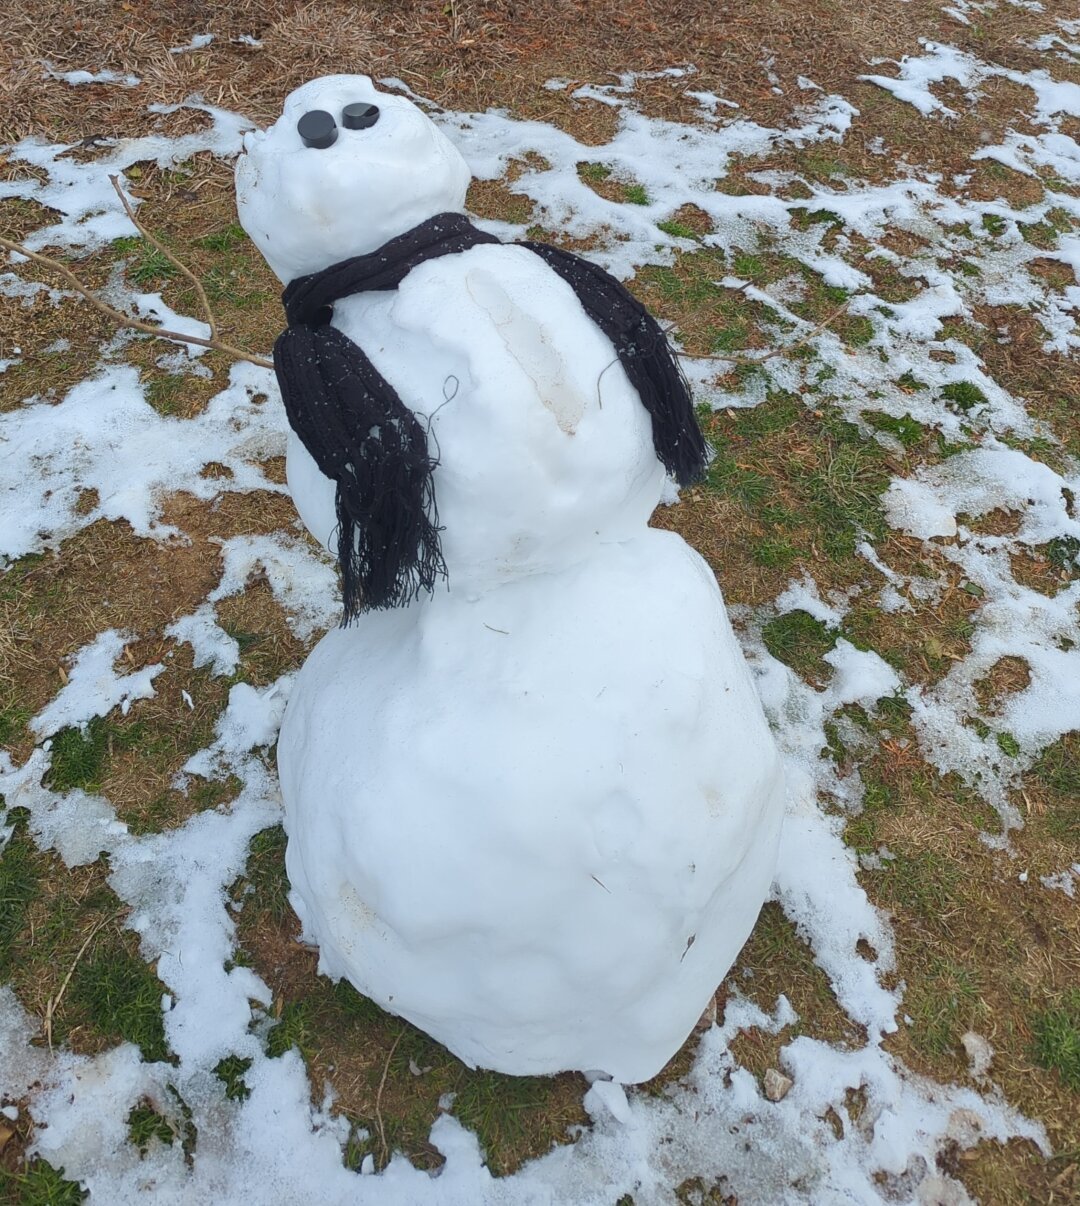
[278,536,786,1084]
[237,73,786,1083]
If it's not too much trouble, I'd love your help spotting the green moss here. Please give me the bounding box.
[623,184,650,206]
[981,213,1007,237]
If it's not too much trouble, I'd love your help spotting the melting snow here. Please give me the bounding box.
[2,35,1075,1204]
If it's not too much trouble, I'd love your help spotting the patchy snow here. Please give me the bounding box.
[30,630,163,739]
[1,32,1075,1206]
[0,361,285,562]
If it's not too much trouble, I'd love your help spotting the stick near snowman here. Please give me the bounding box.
[4,78,796,1083]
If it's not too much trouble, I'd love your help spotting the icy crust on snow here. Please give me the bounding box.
[0,38,1074,1206]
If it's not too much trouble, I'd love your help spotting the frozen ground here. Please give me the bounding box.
[1,19,1078,1206]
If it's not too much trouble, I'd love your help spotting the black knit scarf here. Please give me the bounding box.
[274,212,706,622]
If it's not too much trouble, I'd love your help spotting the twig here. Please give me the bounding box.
[110,174,218,339]
[677,298,852,367]
[375,1030,404,1168]
[0,235,274,370]
[44,912,118,1051]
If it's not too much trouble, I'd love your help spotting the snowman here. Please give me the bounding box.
[236,75,785,1084]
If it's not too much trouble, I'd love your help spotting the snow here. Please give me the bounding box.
[0,362,285,562]
[169,34,214,55]
[1,31,1074,1204]
[30,629,163,738]
[43,63,141,87]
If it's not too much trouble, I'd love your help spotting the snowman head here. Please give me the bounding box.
[236,75,471,283]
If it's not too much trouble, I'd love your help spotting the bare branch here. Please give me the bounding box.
[0,235,274,370]
[44,911,120,1051]
[110,173,219,339]
[375,1030,404,1168]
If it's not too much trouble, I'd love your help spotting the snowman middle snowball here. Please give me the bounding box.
[237,74,785,1084]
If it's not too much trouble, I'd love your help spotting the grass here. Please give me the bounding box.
[128,1101,176,1152]
[3,3,1080,1199]
[1030,992,1080,1092]
[762,609,837,681]
[0,815,39,978]
[214,1055,253,1101]
[863,411,928,449]
[0,1160,86,1205]
[941,381,988,413]
[45,716,144,794]
[68,941,170,1062]
[902,957,984,1061]
[113,236,180,287]
[657,219,700,241]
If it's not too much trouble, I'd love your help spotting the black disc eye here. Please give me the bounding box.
[297,110,337,149]
[342,102,380,130]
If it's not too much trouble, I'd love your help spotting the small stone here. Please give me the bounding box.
[763,1068,792,1102]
